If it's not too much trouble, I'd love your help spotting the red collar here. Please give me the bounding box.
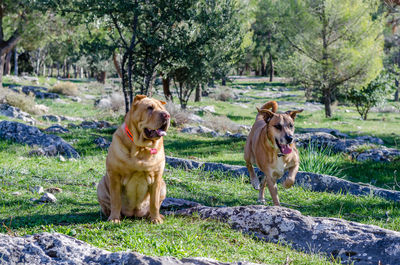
[125,124,157,154]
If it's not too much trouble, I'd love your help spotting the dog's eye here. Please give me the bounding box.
[147,106,154,111]
[274,124,282,130]
[289,124,293,128]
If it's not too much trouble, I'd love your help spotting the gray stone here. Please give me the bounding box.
[0,121,79,158]
[181,125,215,134]
[44,125,70,134]
[161,197,202,210]
[22,86,59,99]
[94,137,111,149]
[37,193,57,203]
[0,104,36,125]
[176,205,400,265]
[42,115,61,122]
[68,96,82,102]
[11,191,21,196]
[202,105,216,113]
[30,186,44,194]
[165,156,400,203]
[0,232,260,265]
[80,120,112,130]
[300,128,349,138]
[187,113,204,124]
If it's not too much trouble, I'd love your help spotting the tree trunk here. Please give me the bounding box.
[195,84,201,102]
[4,51,11,75]
[395,79,399,101]
[97,71,106,84]
[50,65,53,77]
[260,56,267,76]
[57,62,60,78]
[36,49,41,76]
[14,49,18,76]
[42,64,46,77]
[0,54,4,89]
[162,77,173,101]
[74,65,77,78]
[66,63,70,78]
[221,76,226,86]
[323,87,332,118]
[268,51,274,82]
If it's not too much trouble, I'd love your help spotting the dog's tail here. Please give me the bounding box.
[260,101,278,113]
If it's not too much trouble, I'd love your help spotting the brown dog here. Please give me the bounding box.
[97,95,170,224]
[244,101,303,206]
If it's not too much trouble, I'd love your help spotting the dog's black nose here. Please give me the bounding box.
[285,135,293,144]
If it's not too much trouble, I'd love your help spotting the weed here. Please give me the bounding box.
[50,82,78,96]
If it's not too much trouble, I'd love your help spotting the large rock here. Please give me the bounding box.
[181,125,215,134]
[0,232,259,265]
[0,104,36,125]
[22,86,59,99]
[165,156,400,202]
[0,121,79,158]
[176,205,400,265]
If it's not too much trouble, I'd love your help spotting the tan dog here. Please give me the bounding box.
[97,95,170,224]
[244,101,303,206]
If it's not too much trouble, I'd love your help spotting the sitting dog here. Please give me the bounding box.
[97,95,170,224]
[244,101,303,206]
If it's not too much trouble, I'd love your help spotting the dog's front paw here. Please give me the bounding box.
[150,215,164,224]
[251,178,260,190]
[108,216,121,224]
[283,179,294,189]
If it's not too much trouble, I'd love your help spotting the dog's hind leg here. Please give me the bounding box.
[246,162,260,190]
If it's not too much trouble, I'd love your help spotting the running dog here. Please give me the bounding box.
[244,101,303,206]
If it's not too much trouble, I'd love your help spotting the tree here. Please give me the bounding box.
[279,0,384,117]
[348,71,395,120]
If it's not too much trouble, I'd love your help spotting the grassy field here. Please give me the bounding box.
[1,77,400,264]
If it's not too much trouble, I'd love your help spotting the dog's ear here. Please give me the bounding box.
[257,107,275,122]
[159,100,166,105]
[285,109,303,120]
[133,94,147,103]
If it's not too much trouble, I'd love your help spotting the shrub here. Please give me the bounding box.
[202,113,241,133]
[210,87,235,101]
[165,102,190,127]
[4,91,42,115]
[347,71,395,120]
[110,93,124,112]
[50,82,78,96]
[299,143,344,177]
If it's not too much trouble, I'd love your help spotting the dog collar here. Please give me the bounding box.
[125,124,157,154]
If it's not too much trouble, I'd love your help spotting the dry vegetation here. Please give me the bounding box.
[202,113,242,133]
[165,102,191,127]
[50,82,78,96]
[3,91,42,115]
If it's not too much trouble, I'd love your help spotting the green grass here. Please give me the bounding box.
[1,77,400,264]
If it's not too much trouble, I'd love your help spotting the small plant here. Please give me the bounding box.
[50,82,79,96]
[347,71,395,120]
[202,113,241,133]
[4,91,42,115]
[299,143,344,177]
[165,102,190,127]
[110,93,124,112]
[211,87,235,102]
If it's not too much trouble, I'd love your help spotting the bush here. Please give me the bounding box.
[202,113,242,133]
[347,72,395,120]
[50,82,78,96]
[4,91,42,115]
[210,87,235,101]
[165,102,190,127]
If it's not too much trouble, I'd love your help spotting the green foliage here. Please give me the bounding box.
[277,0,384,117]
[348,71,396,120]
[299,143,344,177]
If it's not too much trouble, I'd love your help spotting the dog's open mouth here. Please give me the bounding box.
[275,139,292,155]
[144,123,168,139]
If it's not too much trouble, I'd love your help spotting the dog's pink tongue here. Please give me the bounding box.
[281,144,292,154]
[156,129,167,137]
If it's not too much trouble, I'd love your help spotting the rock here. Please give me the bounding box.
[35,104,49,113]
[45,187,62,193]
[301,128,349,138]
[0,121,79,158]
[61,116,84,122]
[55,98,68,104]
[0,232,260,265]
[187,113,204,124]
[355,135,384,145]
[44,125,70,134]
[37,193,57,203]
[94,137,111,149]
[0,104,36,125]
[95,98,112,109]
[42,115,61,123]
[181,125,215,134]
[80,120,112,130]
[68,96,81,102]
[161,197,202,210]
[28,148,46,156]
[30,186,44,194]
[11,191,21,196]
[84,94,96,100]
[22,86,59,99]
[176,205,400,265]
[59,155,66,162]
[202,105,216,113]
[165,156,400,202]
